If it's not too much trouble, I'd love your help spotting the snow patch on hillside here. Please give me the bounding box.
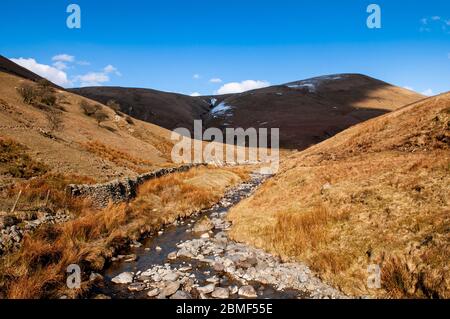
[286,74,345,93]
[211,102,233,118]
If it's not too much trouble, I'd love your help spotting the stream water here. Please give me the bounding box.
[90,174,343,299]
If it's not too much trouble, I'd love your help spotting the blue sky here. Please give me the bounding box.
[1,0,449,96]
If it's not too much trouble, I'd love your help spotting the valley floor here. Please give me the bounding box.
[228,94,450,299]
[0,165,249,298]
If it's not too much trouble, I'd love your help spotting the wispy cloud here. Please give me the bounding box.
[403,86,435,97]
[420,16,450,33]
[73,72,110,87]
[210,78,222,83]
[77,60,91,66]
[74,65,121,87]
[51,54,76,71]
[103,64,121,76]
[421,88,434,96]
[190,92,201,97]
[52,54,75,62]
[193,74,200,79]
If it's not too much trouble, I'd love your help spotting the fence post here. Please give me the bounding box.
[10,190,22,214]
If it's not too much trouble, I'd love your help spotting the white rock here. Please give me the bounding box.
[211,287,229,299]
[161,281,180,297]
[111,272,134,284]
[170,291,192,299]
[229,285,239,295]
[238,285,257,298]
[163,272,179,281]
[147,288,160,297]
[196,284,215,294]
[128,282,146,292]
[167,251,177,260]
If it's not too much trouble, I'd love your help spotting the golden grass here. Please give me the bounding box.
[0,166,247,299]
[82,141,158,173]
[228,93,450,299]
[0,138,48,179]
[0,173,95,213]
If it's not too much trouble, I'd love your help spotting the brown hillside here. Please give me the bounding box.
[228,92,450,298]
[0,55,52,85]
[69,86,211,132]
[205,74,424,149]
[70,74,424,150]
[0,71,176,186]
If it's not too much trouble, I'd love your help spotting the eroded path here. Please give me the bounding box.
[92,173,346,299]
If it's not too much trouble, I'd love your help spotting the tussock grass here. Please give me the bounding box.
[0,166,247,298]
[228,93,450,298]
[0,138,48,179]
[83,141,157,173]
[0,173,94,213]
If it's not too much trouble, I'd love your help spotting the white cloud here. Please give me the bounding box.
[210,78,222,83]
[72,64,121,87]
[193,74,200,79]
[421,89,434,96]
[103,64,121,76]
[216,80,271,95]
[403,86,414,91]
[52,54,75,62]
[52,61,69,70]
[10,55,121,88]
[431,16,441,21]
[10,57,71,87]
[190,92,201,97]
[74,72,110,87]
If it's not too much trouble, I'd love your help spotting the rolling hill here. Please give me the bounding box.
[0,69,177,187]
[227,91,450,298]
[69,86,211,132]
[71,74,424,149]
[0,55,52,85]
[204,74,425,149]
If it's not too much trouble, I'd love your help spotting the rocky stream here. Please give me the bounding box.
[90,173,347,299]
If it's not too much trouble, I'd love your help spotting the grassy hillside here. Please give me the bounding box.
[227,92,450,298]
[0,71,176,187]
[0,166,248,298]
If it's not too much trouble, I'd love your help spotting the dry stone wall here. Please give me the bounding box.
[67,164,206,207]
